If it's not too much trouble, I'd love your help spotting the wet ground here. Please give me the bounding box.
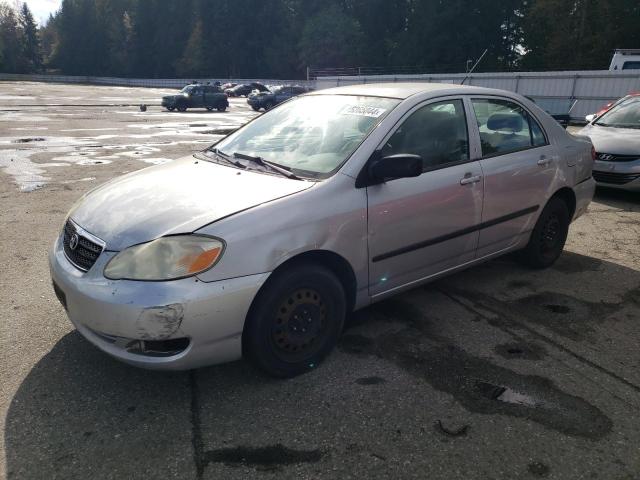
[1,82,640,480]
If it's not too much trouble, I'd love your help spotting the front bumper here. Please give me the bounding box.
[49,234,269,370]
[593,159,640,191]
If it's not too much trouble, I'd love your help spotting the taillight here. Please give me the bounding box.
[591,145,597,161]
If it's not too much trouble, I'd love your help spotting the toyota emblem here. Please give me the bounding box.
[598,153,614,161]
[69,233,79,250]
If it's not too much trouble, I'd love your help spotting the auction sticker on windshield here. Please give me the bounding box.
[339,105,387,118]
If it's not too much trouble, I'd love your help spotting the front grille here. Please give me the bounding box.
[63,220,104,271]
[596,152,640,162]
[593,171,640,185]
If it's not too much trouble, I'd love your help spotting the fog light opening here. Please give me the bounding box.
[125,337,190,357]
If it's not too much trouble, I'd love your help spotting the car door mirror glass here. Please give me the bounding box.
[585,114,595,123]
[370,154,423,182]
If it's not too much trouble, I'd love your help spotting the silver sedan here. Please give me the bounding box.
[580,94,640,191]
[49,83,595,377]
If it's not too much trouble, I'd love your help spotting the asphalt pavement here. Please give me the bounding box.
[1,82,639,480]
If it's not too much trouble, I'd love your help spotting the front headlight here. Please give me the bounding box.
[104,235,224,281]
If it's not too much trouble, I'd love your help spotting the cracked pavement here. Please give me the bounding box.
[1,83,639,479]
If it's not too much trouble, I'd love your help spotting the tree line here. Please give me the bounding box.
[1,0,639,79]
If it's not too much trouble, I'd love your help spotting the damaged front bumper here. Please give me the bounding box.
[49,234,269,370]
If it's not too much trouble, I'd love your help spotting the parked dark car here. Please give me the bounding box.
[221,82,237,90]
[225,82,269,97]
[162,84,229,112]
[247,85,311,111]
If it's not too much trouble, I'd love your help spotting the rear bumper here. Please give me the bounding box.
[49,234,269,370]
[573,176,596,221]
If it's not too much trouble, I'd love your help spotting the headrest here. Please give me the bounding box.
[487,113,523,132]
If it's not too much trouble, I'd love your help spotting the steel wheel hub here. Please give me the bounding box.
[540,214,560,252]
[272,288,326,354]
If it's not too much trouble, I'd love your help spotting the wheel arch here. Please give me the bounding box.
[549,186,576,219]
[241,249,357,346]
[269,250,357,313]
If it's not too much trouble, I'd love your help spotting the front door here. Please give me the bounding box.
[367,98,484,297]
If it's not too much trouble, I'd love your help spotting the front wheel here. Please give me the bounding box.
[264,101,275,110]
[166,106,175,112]
[205,106,214,111]
[251,106,260,112]
[518,197,570,269]
[243,264,346,378]
[176,103,187,112]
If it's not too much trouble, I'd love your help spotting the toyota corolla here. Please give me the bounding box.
[50,83,595,377]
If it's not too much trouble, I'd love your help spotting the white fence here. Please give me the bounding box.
[317,70,640,120]
[3,70,640,120]
[0,73,315,89]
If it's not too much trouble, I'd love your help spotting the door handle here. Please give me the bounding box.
[537,155,551,166]
[460,174,482,185]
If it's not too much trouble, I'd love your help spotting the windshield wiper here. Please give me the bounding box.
[205,148,246,168]
[232,152,301,180]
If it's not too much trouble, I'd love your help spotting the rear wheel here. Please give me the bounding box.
[244,264,346,378]
[518,197,570,269]
[216,103,227,112]
[205,105,214,111]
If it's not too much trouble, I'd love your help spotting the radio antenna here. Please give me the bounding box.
[461,49,488,85]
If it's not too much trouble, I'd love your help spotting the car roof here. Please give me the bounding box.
[307,82,512,100]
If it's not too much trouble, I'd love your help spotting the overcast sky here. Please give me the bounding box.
[14,0,61,24]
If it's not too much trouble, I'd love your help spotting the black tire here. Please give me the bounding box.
[176,103,187,112]
[244,263,346,378]
[216,103,227,112]
[205,106,214,111]
[251,106,260,112]
[264,101,275,110]
[518,197,570,269]
[166,106,175,112]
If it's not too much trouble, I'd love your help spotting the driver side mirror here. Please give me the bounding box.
[369,154,422,183]
[585,114,596,123]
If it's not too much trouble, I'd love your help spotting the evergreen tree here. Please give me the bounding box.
[0,4,26,72]
[5,0,640,78]
[19,2,43,72]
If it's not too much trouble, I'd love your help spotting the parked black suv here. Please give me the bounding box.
[162,84,229,112]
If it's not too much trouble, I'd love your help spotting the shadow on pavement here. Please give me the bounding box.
[5,252,640,479]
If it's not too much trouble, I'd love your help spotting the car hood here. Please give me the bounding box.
[69,156,314,250]
[579,124,640,155]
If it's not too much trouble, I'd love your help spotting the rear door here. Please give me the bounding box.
[469,96,556,257]
[190,86,204,107]
[204,86,217,106]
[366,97,484,297]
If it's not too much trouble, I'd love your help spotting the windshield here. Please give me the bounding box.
[595,96,640,128]
[180,86,194,94]
[214,94,400,178]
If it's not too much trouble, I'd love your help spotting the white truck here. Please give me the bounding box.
[609,49,640,71]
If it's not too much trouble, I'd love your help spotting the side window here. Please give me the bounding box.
[192,87,203,95]
[471,98,546,156]
[380,99,469,170]
[530,116,547,147]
